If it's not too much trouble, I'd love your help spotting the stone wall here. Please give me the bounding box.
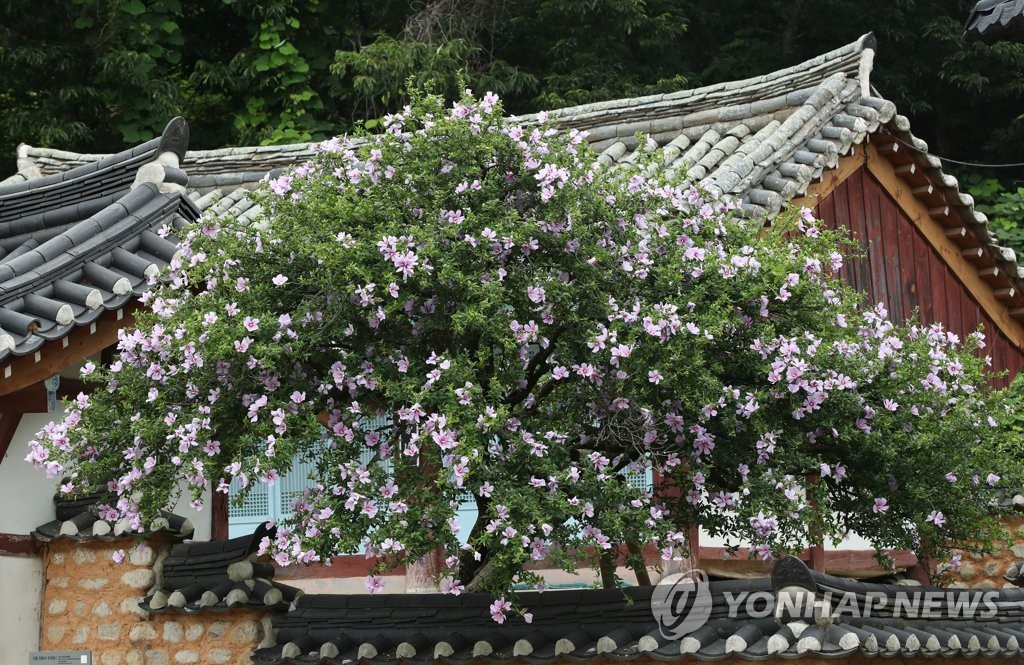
[40,539,268,665]
[946,515,1024,589]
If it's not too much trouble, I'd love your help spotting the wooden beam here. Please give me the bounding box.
[0,532,39,557]
[273,556,407,580]
[0,303,140,398]
[0,379,89,414]
[697,547,918,577]
[0,412,23,465]
[790,147,866,209]
[864,143,1024,351]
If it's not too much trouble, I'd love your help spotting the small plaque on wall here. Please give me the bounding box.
[29,652,91,665]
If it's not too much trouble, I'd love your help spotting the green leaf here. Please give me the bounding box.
[122,0,146,16]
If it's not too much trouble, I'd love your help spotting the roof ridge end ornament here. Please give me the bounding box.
[858,32,877,99]
[159,117,189,162]
[132,117,190,194]
[772,555,835,629]
[15,143,42,181]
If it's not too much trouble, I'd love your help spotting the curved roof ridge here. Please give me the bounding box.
[539,33,875,126]
[0,120,199,367]
[0,117,187,202]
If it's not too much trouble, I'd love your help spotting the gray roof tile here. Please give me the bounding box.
[140,524,301,613]
[0,119,199,361]
[247,556,1024,664]
[32,486,193,542]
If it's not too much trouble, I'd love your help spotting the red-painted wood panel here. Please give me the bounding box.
[843,170,866,299]
[847,172,873,298]
[937,254,958,334]
[912,222,935,324]
[829,180,859,293]
[814,166,1023,382]
[893,214,920,324]
[992,332,1010,389]
[861,169,889,312]
[965,295,981,338]
[877,185,907,323]
[813,195,846,284]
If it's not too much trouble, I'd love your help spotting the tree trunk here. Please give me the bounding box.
[626,541,651,586]
[464,556,500,592]
[598,550,617,589]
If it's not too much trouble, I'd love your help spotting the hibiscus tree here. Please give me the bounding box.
[29,90,1019,610]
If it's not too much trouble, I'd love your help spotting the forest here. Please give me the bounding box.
[1,0,1023,247]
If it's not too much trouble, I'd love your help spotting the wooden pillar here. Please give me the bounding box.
[211,490,229,540]
[808,545,825,572]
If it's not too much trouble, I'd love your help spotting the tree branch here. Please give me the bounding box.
[503,328,562,406]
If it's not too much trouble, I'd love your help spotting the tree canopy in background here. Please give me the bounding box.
[2,1,1022,169]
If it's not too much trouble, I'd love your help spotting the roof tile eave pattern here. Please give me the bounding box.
[0,118,199,362]
[32,487,195,542]
[250,555,1024,664]
[141,523,302,614]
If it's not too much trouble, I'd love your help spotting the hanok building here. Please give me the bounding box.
[1,33,1023,665]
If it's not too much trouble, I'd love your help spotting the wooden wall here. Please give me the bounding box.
[814,167,1024,385]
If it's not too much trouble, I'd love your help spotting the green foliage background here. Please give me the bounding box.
[0,3,1018,152]
[2,1,1022,251]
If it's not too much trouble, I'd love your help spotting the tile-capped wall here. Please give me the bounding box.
[946,516,1024,589]
[41,539,266,665]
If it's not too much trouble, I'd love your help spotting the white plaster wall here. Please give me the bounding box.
[0,405,211,539]
[0,555,42,660]
[0,408,66,535]
[172,482,212,541]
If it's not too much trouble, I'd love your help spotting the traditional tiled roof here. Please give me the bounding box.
[251,556,1024,663]
[31,486,194,542]
[965,0,1024,43]
[11,35,1024,325]
[141,523,302,613]
[0,118,200,361]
